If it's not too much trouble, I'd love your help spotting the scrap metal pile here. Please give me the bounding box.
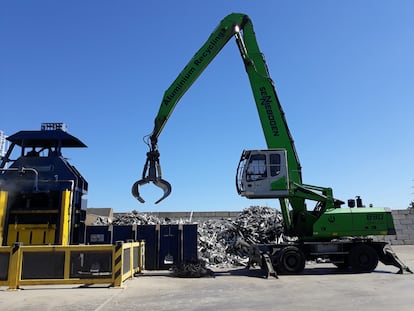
[111,212,163,225]
[108,206,284,268]
[198,206,284,268]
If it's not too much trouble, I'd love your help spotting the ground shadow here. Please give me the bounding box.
[211,265,397,278]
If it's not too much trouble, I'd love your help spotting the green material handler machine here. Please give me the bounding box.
[132,13,411,276]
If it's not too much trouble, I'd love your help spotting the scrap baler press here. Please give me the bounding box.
[0,123,87,246]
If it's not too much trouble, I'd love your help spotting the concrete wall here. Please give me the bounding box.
[86,208,113,225]
[378,209,414,245]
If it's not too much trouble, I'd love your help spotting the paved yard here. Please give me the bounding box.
[1,245,413,311]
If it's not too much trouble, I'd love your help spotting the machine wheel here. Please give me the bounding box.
[276,246,306,274]
[349,244,379,273]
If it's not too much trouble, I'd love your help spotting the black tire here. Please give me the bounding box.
[349,244,379,273]
[276,246,306,275]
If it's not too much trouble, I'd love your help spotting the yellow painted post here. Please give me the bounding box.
[8,242,23,290]
[0,191,8,246]
[64,247,71,279]
[129,242,134,276]
[112,241,123,288]
[59,190,72,245]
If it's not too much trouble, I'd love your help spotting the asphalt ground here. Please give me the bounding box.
[1,245,414,311]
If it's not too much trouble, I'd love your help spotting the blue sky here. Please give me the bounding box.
[1,1,413,212]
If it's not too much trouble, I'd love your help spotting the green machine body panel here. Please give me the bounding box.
[313,208,396,239]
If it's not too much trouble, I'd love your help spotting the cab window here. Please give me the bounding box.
[246,154,267,181]
[270,153,281,176]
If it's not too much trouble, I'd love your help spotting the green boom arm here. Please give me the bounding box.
[149,13,301,182]
[133,13,304,207]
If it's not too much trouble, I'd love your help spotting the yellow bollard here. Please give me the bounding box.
[112,241,123,288]
[8,242,23,290]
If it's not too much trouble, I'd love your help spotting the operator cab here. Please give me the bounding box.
[236,149,289,199]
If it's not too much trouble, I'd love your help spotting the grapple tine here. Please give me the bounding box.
[154,178,172,204]
[131,180,147,203]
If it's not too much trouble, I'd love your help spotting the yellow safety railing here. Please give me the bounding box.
[0,241,144,290]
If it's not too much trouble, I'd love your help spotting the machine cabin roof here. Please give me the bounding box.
[7,130,87,148]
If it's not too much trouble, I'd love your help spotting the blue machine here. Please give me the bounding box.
[0,123,88,246]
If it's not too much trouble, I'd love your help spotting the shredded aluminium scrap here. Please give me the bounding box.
[198,206,284,268]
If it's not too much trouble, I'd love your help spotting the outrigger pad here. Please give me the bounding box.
[261,253,278,279]
[382,245,413,274]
